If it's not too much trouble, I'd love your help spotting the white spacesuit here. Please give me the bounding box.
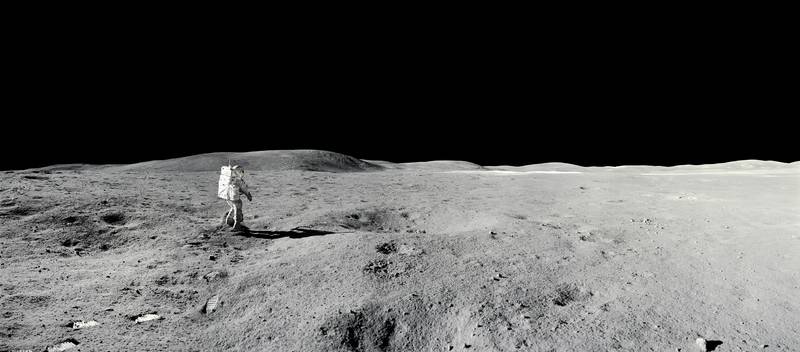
[218,165,252,230]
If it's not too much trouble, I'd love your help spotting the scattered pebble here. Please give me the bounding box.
[205,295,220,314]
[133,313,162,323]
[72,320,99,329]
[696,337,707,351]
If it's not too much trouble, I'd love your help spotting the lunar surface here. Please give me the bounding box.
[1,150,798,351]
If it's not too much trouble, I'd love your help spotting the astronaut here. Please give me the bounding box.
[218,165,253,230]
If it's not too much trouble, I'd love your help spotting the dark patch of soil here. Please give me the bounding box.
[376,242,397,254]
[2,206,36,217]
[57,219,128,254]
[62,238,79,247]
[363,259,391,275]
[552,284,590,307]
[325,305,398,352]
[0,294,51,310]
[553,285,578,306]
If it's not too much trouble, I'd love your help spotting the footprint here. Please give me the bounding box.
[551,284,592,307]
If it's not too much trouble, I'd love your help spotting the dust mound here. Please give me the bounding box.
[103,150,384,173]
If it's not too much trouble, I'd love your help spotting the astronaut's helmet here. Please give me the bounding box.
[231,165,245,179]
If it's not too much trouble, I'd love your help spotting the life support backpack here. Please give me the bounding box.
[218,166,245,200]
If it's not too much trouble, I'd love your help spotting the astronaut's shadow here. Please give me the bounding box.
[237,226,350,239]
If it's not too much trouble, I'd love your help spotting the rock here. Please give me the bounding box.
[46,338,79,351]
[133,313,162,323]
[205,295,220,314]
[72,320,99,329]
[760,345,769,348]
[209,255,217,261]
[204,271,221,282]
[696,338,707,351]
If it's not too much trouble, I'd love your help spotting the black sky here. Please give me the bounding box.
[4,20,795,170]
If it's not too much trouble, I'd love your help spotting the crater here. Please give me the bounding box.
[101,212,126,225]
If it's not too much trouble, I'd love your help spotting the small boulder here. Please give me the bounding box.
[46,338,79,352]
[72,320,99,329]
[204,271,221,282]
[696,338,707,351]
[205,295,220,314]
[133,313,162,323]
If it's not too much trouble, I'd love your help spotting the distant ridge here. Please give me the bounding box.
[14,154,798,173]
[669,160,794,169]
[595,160,799,172]
[102,150,384,172]
[392,160,485,171]
[486,162,583,172]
